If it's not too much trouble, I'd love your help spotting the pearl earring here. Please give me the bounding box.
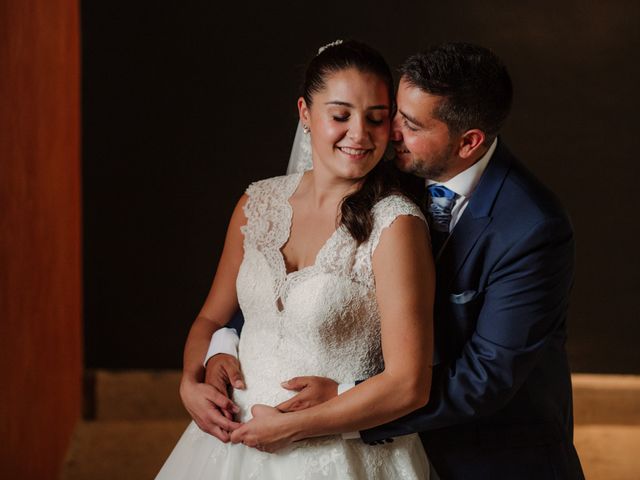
[303,125,310,134]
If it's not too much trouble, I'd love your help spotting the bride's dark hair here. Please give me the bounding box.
[303,40,410,244]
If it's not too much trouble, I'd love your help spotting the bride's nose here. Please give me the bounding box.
[346,116,367,142]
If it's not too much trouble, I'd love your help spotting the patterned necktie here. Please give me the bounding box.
[426,184,458,255]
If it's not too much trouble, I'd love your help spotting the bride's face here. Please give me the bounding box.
[299,68,391,181]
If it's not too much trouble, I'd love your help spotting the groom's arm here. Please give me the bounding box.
[204,309,244,365]
[204,310,246,394]
[361,215,575,442]
[285,215,575,440]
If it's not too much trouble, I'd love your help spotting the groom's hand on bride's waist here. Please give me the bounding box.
[205,353,246,395]
[181,353,245,442]
[179,378,242,443]
[276,376,338,412]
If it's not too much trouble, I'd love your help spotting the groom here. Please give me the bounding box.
[202,43,584,479]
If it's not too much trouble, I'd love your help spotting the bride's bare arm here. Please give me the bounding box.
[231,214,434,450]
[179,194,248,440]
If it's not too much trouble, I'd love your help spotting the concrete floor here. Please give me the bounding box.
[60,372,640,480]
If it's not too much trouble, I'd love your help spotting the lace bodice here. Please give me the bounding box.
[157,172,430,480]
[234,172,427,418]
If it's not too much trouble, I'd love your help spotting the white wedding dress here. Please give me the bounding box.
[156,172,430,479]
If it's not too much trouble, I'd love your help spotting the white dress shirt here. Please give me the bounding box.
[204,139,498,438]
[427,138,497,232]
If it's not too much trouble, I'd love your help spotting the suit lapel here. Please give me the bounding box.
[436,142,513,291]
[437,215,490,291]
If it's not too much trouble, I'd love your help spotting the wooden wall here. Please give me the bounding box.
[0,1,82,478]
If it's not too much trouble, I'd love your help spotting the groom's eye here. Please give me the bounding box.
[403,118,418,131]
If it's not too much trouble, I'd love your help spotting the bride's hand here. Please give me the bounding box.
[230,404,298,453]
[179,379,242,442]
[275,376,338,412]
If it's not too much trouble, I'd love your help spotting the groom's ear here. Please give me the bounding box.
[458,129,486,159]
[298,97,311,125]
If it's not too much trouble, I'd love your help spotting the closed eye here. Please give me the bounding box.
[367,117,385,125]
[332,114,387,125]
[403,117,418,131]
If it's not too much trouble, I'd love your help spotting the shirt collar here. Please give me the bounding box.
[427,138,498,198]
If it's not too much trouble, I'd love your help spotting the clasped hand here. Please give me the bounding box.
[232,376,339,452]
[180,353,245,442]
[188,354,339,452]
[231,404,296,453]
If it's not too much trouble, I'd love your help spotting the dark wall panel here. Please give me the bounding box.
[82,1,640,372]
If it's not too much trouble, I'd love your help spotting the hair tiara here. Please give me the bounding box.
[317,39,344,55]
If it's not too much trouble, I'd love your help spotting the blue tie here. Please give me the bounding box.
[426,185,458,254]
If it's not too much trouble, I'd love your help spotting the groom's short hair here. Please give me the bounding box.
[400,42,512,144]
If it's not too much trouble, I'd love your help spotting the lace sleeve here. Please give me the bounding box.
[239,173,303,251]
[368,195,428,254]
[239,179,266,248]
[350,195,428,287]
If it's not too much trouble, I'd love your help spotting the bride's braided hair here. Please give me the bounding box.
[303,40,408,244]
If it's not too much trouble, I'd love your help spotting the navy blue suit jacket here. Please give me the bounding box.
[361,142,584,479]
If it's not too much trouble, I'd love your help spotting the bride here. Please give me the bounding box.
[156,40,435,479]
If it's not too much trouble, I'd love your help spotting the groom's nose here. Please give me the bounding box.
[391,115,403,142]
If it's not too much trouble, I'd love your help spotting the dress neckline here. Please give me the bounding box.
[278,171,341,279]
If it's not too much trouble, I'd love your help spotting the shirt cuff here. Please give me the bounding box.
[203,327,239,367]
[338,382,361,440]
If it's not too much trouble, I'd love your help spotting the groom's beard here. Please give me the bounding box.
[394,140,456,181]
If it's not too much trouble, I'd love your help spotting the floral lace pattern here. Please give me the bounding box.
[156,173,430,479]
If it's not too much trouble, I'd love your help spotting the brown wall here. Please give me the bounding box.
[0,1,82,478]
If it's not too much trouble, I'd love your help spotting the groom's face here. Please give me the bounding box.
[392,78,457,181]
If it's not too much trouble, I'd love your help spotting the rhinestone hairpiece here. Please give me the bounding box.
[318,39,343,55]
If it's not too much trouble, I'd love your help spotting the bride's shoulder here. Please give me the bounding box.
[245,172,303,197]
[364,193,427,253]
[372,193,425,223]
